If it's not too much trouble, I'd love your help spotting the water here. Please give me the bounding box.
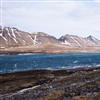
[0,52,100,74]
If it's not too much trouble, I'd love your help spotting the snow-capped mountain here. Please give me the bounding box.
[0,26,100,50]
[59,34,100,47]
[0,26,33,48]
[0,26,60,48]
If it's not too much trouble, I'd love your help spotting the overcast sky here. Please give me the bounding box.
[1,0,100,39]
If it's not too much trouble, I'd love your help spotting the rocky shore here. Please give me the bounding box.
[0,66,100,100]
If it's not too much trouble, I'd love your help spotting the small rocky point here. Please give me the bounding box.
[0,66,100,100]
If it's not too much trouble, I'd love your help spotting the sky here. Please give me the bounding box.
[1,0,100,39]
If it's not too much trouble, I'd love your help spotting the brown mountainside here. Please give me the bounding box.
[0,26,100,53]
[0,26,60,48]
[59,34,100,47]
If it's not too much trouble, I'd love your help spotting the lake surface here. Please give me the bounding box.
[0,52,100,74]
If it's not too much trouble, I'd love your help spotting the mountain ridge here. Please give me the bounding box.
[0,26,100,54]
[59,34,100,47]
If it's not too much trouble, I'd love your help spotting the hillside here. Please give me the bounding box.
[0,26,60,48]
[0,26,100,54]
[59,34,100,47]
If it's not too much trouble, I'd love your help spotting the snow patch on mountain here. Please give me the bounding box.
[5,28,11,37]
[61,40,70,45]
[71,36,82,46]
[33,35,38,44]
[13,38,18,43]
[0,33,7,41]
[11,29,16,38]
[28,35,33,41]
[16,31,22,37]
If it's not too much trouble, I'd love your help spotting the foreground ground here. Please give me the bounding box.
[0,66,100,100]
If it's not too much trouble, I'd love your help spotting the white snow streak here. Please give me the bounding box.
[28,35,38,44]
[2,26,4,30]
[92,36,97,41]
[39,33,48,36]
[87,39,94,46]
[71,36,82,46]
[70,36,75,41]
[0,33,2,36]
[22,40,26,44]
[0,33,7,41]
[33,35,38,44]
[34,35,37,40]
[64,40,70,45]
[13,38,18,43]
[2,36,7,41]
[74,39,82,46]
[16,31,22,37]
[5,28,11,37]
[28,35,34,41]
[61,40,70,45]
[0,47,5,48]
[11,29,16,38]
[91,36,100,44]
[10,28,18,43]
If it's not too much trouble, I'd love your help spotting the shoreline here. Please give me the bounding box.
[0,66,100,100]
[0,51,100,55]
[0,45,100,55]
[0,65,100,75]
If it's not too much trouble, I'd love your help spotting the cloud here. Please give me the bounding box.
[1,1,100,39]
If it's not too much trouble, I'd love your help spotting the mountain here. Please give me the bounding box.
[0,26,33,48]
[87,35,100,46]
[0,26,100,54]
[0,26,60,48]
[30,32,60,44]
[59,34,100,47]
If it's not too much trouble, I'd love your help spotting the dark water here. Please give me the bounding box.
[0,52,100,74]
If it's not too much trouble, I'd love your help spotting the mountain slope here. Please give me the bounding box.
[30,32,60,44]
[0,26,60,48]
[59,34,100,47]
[0,26,34,48]
[0,26,100,53]
[87,35,100,46]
